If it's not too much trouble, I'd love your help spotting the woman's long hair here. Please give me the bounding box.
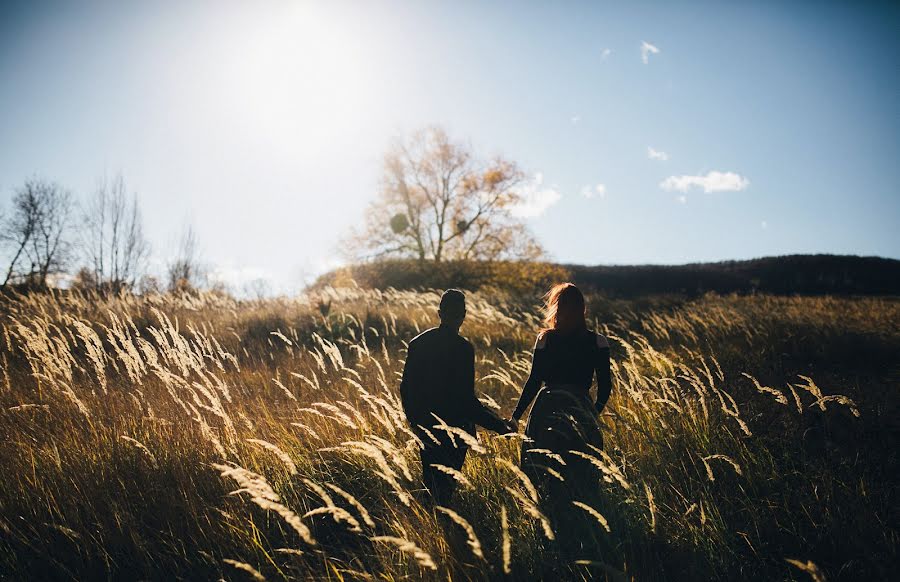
[541,283,587,334]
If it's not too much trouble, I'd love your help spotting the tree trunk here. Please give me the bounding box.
[2,238,28,286]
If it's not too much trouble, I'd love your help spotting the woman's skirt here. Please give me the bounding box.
[520,386,603,493]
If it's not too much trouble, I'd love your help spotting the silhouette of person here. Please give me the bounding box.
[509,283,612,488]
[400,289,513,505]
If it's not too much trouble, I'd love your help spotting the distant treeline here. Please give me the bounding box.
[315,255,900,297]
[567,255,900,297]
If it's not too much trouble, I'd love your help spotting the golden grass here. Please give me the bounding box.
[0,287,896,580]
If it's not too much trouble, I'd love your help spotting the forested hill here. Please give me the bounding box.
[315,255,900,297]
[566,254,900,297]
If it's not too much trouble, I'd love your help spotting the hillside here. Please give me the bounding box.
[315,254,900,297]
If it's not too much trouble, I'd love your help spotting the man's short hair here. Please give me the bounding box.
[439,288,466,320]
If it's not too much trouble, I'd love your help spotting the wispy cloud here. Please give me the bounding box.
[570,115,581,125]
[600,48,612,60]
[640,41,660,64]
[647,146,668,161]
[659,171,750,193]
[512,172,562,218]
[581,183,607,199]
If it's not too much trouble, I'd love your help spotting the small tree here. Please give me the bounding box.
[82,173,151,292]
[243,278,271,301]
[137,274,162,295]
[345,126,544,262]
[2,185,37,286]
[2,178,73,288]
[167,224,204,293]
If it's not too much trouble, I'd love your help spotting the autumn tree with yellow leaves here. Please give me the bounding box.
[345,127,543,263]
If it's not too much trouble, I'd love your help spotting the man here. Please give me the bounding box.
[399,289,513,505]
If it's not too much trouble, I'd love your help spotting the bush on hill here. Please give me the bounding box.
[312,259,571,296]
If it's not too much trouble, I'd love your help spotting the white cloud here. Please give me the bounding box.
[677,195,687,204]
[641,41,660,64]
[512,172,562,218]
[659,171,750,193]
[761,220,768,230]
[647,146,669,161]
[570,115,581,124]
[601,48,612,60]
[581,183,607,199]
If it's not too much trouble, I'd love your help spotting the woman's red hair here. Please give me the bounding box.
[541,282,587,334]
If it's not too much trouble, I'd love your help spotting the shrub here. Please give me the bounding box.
[313,260,571,296]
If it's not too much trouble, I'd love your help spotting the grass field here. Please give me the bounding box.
[0,287,896,580]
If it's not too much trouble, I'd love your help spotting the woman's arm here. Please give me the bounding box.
[511,335,548,421]
[594,334,612,413]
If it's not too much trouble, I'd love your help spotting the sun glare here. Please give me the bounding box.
[209,4,371,146]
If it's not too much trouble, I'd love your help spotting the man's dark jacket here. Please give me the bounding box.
[400,325,506,438]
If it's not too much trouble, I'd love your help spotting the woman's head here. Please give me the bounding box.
[541,283,586,333]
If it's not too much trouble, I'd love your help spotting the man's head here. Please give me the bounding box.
[438,288,466,328]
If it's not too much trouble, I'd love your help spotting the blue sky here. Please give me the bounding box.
[1,0,898,292]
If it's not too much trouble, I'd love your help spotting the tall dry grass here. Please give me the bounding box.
[0,286,896,580]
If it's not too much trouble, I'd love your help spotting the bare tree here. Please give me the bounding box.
[345,126,544,263]
[243,278,271,300]
[2,178,73,287]
[82,173,151,291]
[2,187,37,286]
[167,224,204,292]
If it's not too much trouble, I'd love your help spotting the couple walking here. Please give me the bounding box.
[400,283,612,505]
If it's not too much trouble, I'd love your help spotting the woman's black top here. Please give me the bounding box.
[512,328,612,421]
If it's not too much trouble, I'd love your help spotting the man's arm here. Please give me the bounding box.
[399,343,419,424]
[594,334,612,413]
[462,342,509,433]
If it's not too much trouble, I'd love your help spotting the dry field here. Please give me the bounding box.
[0,287,896,580]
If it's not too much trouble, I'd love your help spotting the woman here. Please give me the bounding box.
[509,283,612,487]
